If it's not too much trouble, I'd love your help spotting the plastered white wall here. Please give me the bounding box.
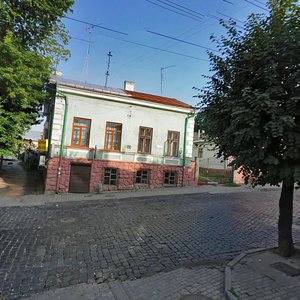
[52,91,194,158]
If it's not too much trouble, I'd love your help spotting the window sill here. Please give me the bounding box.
[65,145,91,150]
[101,149,124,153]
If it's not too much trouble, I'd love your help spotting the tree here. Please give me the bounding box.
[0,0,74,156]
[197,0,300,256]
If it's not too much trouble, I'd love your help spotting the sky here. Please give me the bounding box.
[52,0,270,110]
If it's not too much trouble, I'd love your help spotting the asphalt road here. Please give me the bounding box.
[1,190,300,299]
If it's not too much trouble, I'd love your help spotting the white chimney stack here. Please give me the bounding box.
[124,81,135,91]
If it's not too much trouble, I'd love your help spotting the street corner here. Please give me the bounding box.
[225,246,300,299]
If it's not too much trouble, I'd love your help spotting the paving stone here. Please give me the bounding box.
[0,190,300,298]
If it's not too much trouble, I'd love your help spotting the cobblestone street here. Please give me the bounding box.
[1,189,300,299]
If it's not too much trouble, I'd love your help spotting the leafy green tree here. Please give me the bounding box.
[197,0,300,256]
[0,0,74,155]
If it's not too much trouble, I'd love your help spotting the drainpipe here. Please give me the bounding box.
[55,90,68,193]
[182,112,195,186]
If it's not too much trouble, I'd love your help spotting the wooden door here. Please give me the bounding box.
[69,164,91,193]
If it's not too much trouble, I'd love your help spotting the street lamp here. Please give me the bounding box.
[160,65,175,95]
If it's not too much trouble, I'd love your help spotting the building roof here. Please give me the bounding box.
[123,90,191,108]
[50,76,192,109]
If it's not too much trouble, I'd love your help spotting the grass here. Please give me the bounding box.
[198,168,233,184]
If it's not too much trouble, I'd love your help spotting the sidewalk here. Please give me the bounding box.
[0,183,282,208]
[22,244,300,300]
[24,265,225,300]
[225,244,300,300]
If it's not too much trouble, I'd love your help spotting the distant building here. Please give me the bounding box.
[192,131,243,184]
[23,130,43,149]
[43,77,197,193]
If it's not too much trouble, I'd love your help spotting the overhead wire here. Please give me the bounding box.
[252,0,267,5]
[111,0,249,68]
[147,30,219,52]
[64,16,127,35]
[216,11,244,23]
[145,0,203,22]
[99,33,209,61]
[243,0,269,11]
[156,0,204,17]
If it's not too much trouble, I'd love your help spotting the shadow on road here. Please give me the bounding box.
[0,159,44,196]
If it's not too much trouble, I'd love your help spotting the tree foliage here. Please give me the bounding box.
[197,0,300,187]
[0,0,74,155]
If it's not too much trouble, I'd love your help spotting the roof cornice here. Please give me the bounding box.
[58,85,194,114]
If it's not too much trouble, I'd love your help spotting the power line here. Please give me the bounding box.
[147,30,219,52]
[244,0,268,11]
[145,0,203,22]
[208,13,245,29]
[216,11,244,23]
[222,0,234,4]
[64,16,127,35]
[100,33,209,61]
[252,0,267,5]
[157,0,204,17]
[70,36,92,43]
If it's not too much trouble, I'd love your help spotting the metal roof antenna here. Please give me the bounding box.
[81,25,93,83]
[104,51,112,87]
[81,23,101,83]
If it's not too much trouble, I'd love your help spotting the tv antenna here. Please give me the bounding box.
[161,65,175,95]
[104,51,112,87]
[81,24,100,83]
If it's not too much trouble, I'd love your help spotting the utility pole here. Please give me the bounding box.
[104,51,112,87]
[160,65,175,95]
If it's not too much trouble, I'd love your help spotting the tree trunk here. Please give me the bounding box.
[278,178,295,257]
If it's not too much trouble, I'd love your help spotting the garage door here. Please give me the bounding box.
[69,164,91,193]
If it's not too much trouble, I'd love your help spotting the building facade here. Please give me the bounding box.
[44,77,196,193]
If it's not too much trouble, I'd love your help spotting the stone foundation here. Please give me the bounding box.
[45,157,197,193]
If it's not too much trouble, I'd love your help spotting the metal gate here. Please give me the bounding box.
[69,164,91,193]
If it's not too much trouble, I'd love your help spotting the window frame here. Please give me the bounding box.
[135,169,149,184]
[71,117,91,148]
[137,126,153,154]
[166,130,180,157]
[104,122,122,152]
[163,171,177,186]
[103,168,118,185]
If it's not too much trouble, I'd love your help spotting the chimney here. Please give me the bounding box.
[124,81,135,91]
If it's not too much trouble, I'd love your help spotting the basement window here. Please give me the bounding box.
[164,171,177,186]
[135,170,149,184]
[104,168,117,185]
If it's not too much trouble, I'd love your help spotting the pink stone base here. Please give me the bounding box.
[45,157,197,193]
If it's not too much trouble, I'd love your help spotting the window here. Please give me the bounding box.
[138,127,152,154]
[71,118,91,147]
[167,131,180,157]
[135,170,149,184]
[104,168,117,185]
[104,122,122,151]
[164,171,177,185]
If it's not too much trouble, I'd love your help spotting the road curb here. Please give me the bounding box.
[224,243,279,300]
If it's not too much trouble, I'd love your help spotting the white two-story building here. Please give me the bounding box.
[44,76,196,193]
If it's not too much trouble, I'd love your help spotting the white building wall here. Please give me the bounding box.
[52,91,194,160]
[51,97,65,146]
[186,118,194,158]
